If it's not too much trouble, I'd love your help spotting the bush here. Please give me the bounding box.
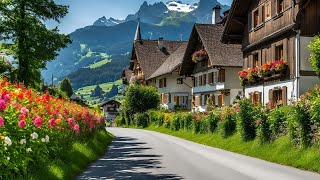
[308,35,320,76]
[170,113,181,131]
[199,117,209,134]
[182,113,193,130]
[207,112,219,133]
[122,85,160,117]
[192,119,201,134]
[268,106,289,140]
[238,99,257,141]
[115,116,124,127]
[256,106,272,144]
[133,113,149,128]
[163,113,172,128]
[219,106,237,138]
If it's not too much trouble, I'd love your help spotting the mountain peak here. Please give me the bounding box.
[93,17,124,27]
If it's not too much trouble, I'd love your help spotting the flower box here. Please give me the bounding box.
[192,49,208,63]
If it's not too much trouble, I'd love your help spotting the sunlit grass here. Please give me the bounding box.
[144,124,320,173]
[87,59,111,69]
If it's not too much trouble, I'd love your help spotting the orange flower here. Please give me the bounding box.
[55,119,62,124]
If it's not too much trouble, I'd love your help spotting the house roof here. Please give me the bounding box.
[133,40,184,79]
[147,42,188,80]
[181,24,242,75]
[100,99,121,107]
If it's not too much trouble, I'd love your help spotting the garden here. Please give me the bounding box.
[0,78,112,179]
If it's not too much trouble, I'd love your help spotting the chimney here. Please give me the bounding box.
[158,37,165,51]
[212,5,221,24]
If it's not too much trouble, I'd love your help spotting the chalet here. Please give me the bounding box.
[100,100,121,121]
[222,0,320,105]
[147,42,193,110]
[122,20,192,110]
[180,6,243,112]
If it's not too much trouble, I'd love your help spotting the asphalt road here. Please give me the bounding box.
[77,128,320,180]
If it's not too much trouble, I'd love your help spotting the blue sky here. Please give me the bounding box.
[52,0,232,34]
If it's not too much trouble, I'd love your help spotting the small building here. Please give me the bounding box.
[222,0,320,105]
[100,100,121,121]
[180,6,243,112]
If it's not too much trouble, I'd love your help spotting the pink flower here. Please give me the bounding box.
[20,107,29,114]
[3,94,10,103]
[73,124,80,133]
[18,120,26,128]
[19,114,26,121]
[49,119,55,127]
[0,100,6,111]
[33,116,43,128]
[0,116,4,127]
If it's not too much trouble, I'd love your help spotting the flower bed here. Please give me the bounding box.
[239,60,287,86]
[0,78,105,179]
[192,49,208,63]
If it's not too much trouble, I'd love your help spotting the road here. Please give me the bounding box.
[77,128,320,180]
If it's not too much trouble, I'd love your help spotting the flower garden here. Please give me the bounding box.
[0,78,106,179]
[239,60,287,85]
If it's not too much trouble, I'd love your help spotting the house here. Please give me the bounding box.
[123,20,192,110]
[147,42,193,110]
[222,0,320,105]
[100,100,121,121]
[180,6,243,112]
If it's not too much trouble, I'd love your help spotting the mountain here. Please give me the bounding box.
[42,0,230,89]
[93,16,124,26]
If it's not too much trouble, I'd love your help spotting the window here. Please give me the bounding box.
[203,74,207,85]
[253,54,259,67]
[168,93,171,103]
[262,5,265,23]
[208,72,214,84]
[218,95,223,107]
[218,69,225,83]
[253,10,259,28]
[199,76,203,86]
[273,89,282,104]
[214,72,219,83]
[265,3,271,18]
[193,77,196,87]
[276,45,284,60]
[278,0,284,13]
[159,78,167,88]
[252,92,262,104]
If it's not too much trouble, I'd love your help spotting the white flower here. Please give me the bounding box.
[41,138,46,143]
[26,148,32,153]
[4,136,12,146]
[31,132,38,139]
[45,135,50,143]
[20,139,26,145]
[7,157,10,161]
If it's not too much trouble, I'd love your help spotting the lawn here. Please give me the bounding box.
[26,129,114,180]
[143,124,320,173]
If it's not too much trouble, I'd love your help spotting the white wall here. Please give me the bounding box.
[299,76,320,96]
[300,36,314,71]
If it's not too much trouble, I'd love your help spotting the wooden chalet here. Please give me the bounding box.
[222,0,320,105]
[100,100,121,121]
[180,7,243,112]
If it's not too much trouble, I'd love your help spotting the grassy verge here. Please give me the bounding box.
[143,124,320,173]
[26,129,114,180]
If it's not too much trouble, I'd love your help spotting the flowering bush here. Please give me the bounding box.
[0,78,105,179]
[192,49,208,62]
[308,35,320,77]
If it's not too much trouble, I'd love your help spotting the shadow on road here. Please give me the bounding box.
[78,136,183,180]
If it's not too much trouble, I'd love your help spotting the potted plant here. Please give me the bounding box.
[192,49,208,62]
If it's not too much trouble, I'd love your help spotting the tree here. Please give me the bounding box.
[60,77,73,98]
[105,84,118,99]
[0,0,71,88]
[91,85,104,97]
[308,35,320,77]
[122,85,160,117]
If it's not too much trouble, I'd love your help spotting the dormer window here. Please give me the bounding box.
[278,0,284,14]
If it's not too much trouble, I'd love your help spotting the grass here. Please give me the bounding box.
[142,124,320,173]
[87,59,111,69]
[26,129,114,180]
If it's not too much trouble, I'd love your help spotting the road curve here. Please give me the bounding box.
[77,128,320,180]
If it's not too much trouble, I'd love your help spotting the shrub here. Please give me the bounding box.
[256,106,272,144]
[199,117,209,134]
[182,113,193,130]
[219,106,237,138]
[207,112,219,133]
[133,113,149,128]
[238,99,257,141]
[170,113,181,131]
[122,85,160,117]
[163,113,172,128]
[308,35,320,77]
[115,116,124,127]
[192,119,201,134]
[268,106,289,140]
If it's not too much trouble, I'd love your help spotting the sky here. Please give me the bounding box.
[51,0,232,34]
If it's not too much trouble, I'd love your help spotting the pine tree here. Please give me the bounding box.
[60,78,73,98]
[0,0,71,88]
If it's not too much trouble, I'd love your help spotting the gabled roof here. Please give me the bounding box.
[133,40,184,79]
[147,42,188,80]
[181,24,242,75]
[100,99,121,107]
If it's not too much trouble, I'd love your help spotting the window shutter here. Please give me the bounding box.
[269,89,274,104]
[164,78,167,87]
[271,44,276,60]
[211,95,215,106]
[283,38,288,61]
[219,69,226,83]
[208,73,211,84]
[271,0,276,17]
[282,86,287,105]
[218,95,223,106]
[203,74,207,85]
[193,77,196,87]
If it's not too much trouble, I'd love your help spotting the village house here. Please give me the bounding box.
[180,6,243,112]
[222,0,320,105]
[100,99,121,121]
[122,20,192,110]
